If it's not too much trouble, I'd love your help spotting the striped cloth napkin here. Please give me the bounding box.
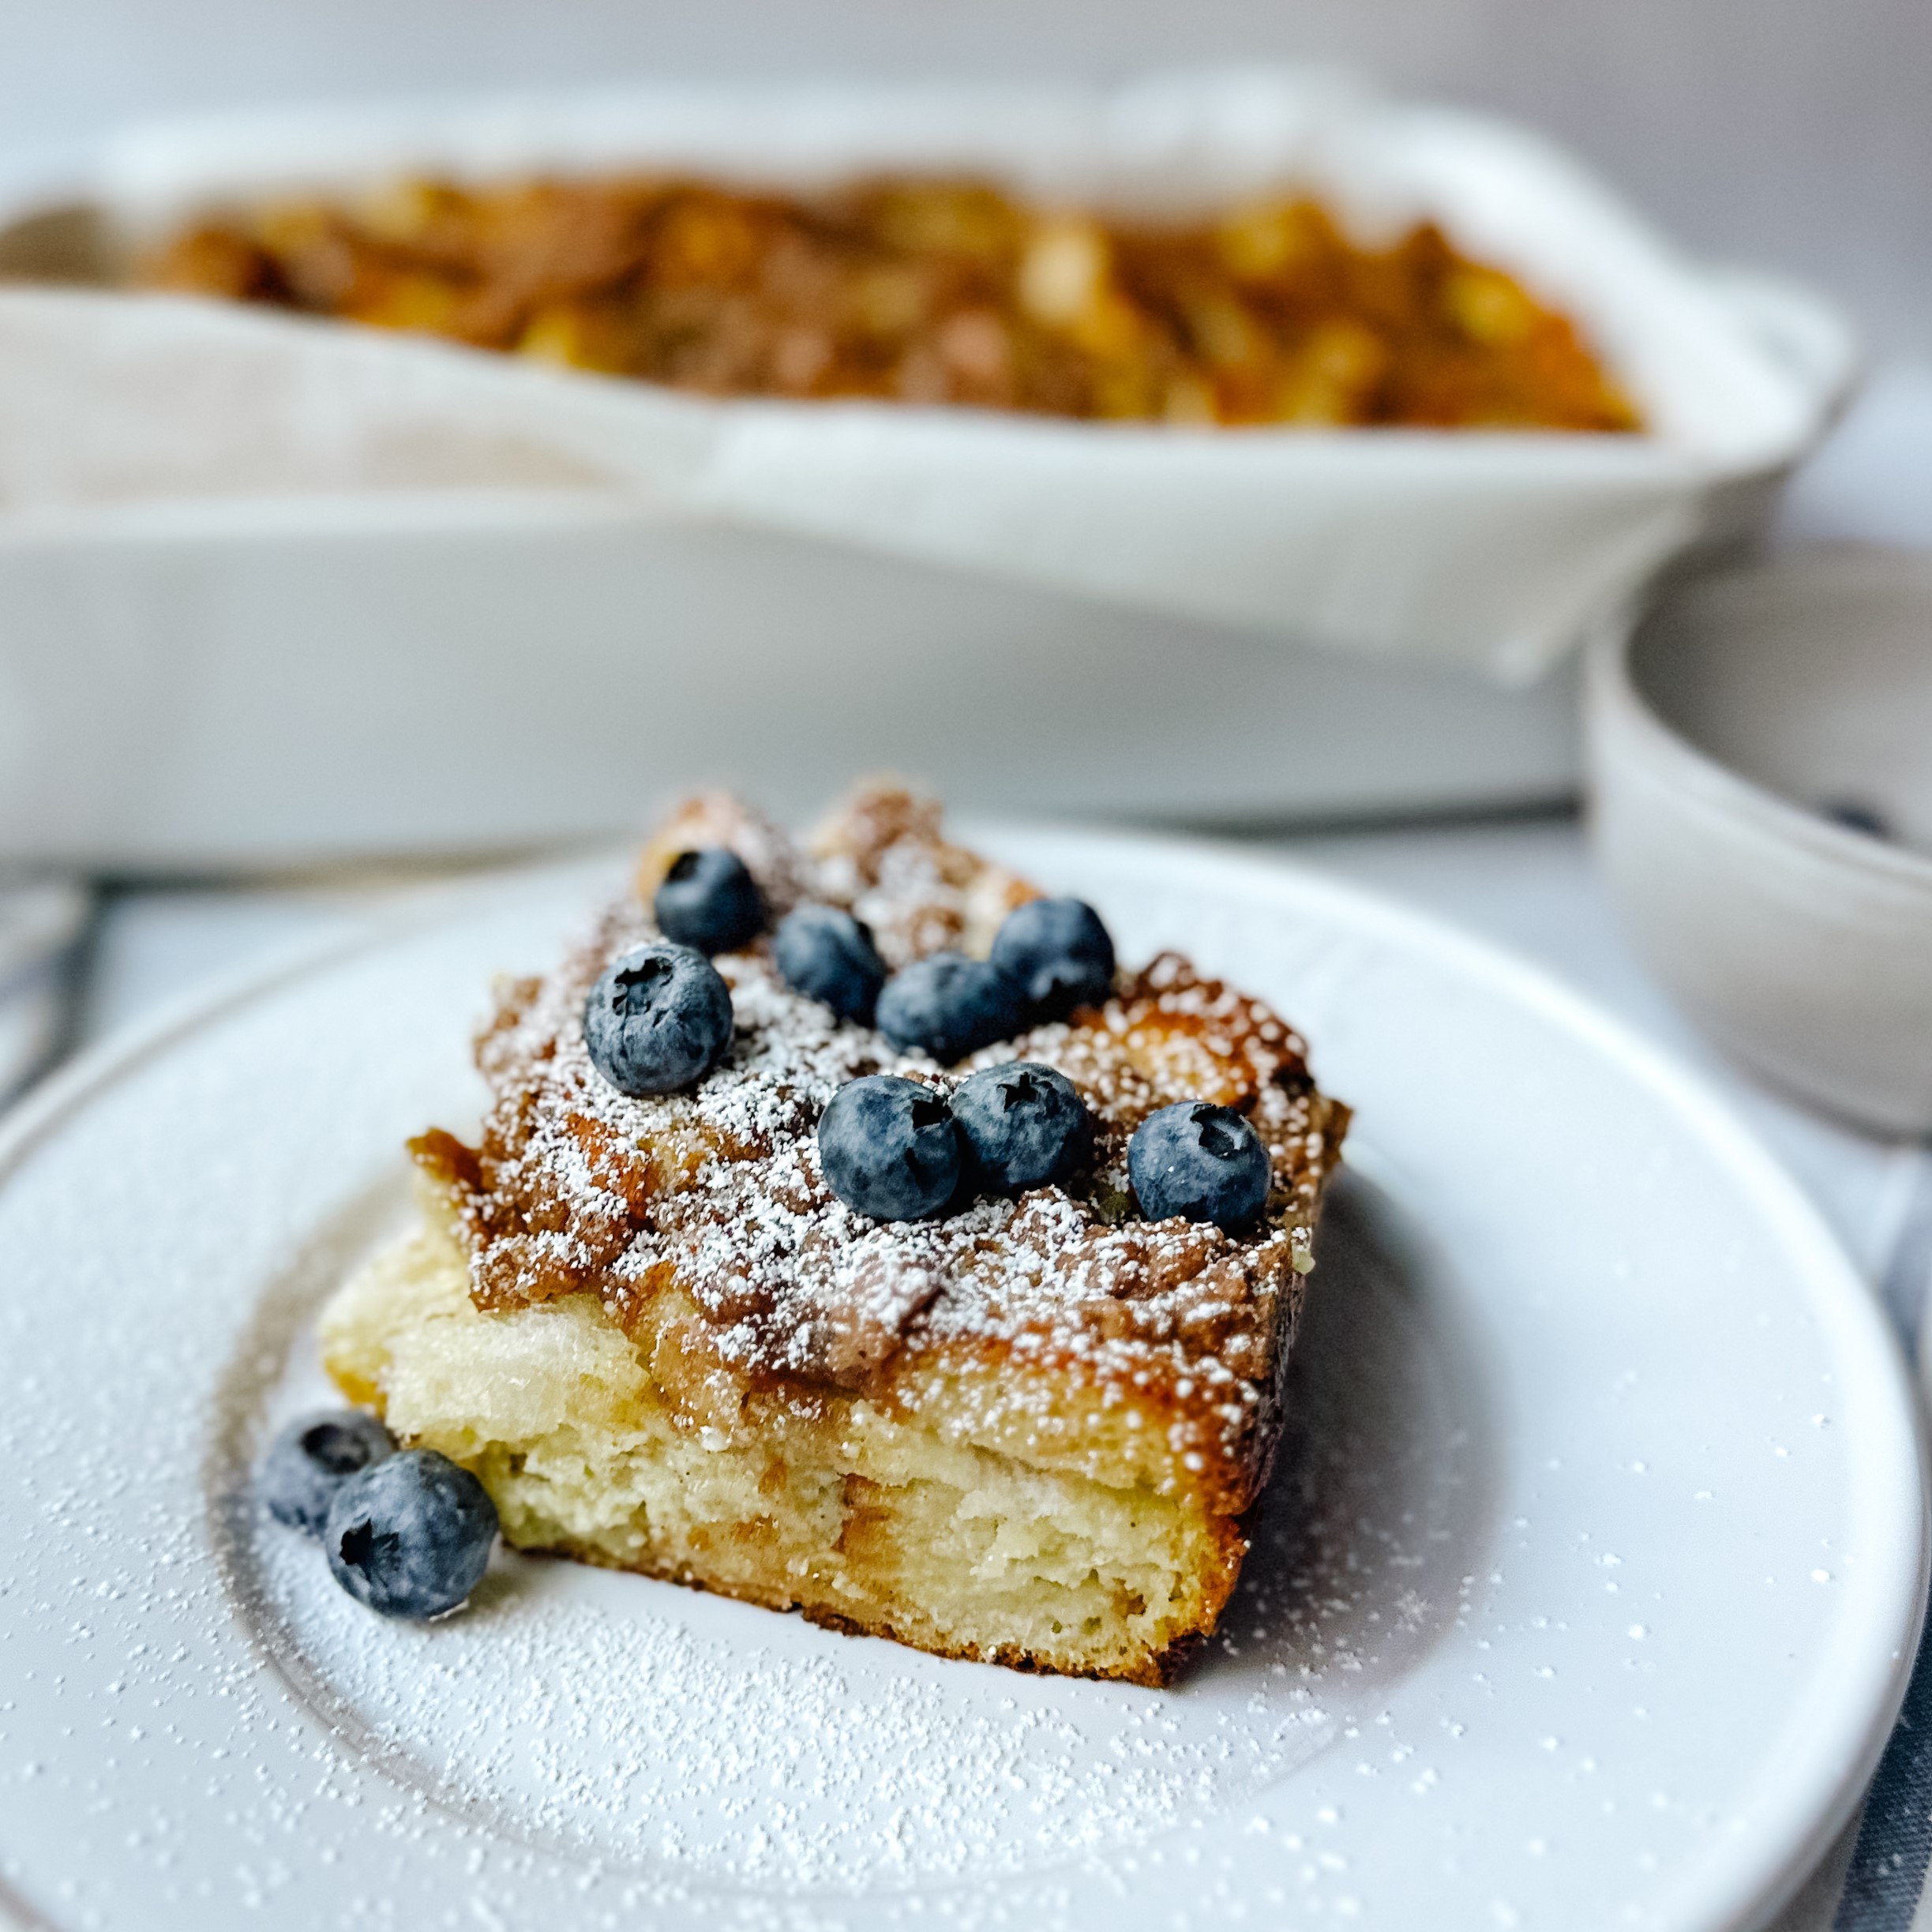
[0,882,88,1107]
[1814,1175,1932,1932]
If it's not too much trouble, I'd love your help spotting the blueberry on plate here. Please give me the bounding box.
[817,1075,963,1221]
[774,904,887,1024]
[875,954,1023,1063]
[324,1449,499,1621]
[1818,797,1893,840]
[654,847,766,955]
[953,1061,1092,1194]
[989,897,1116,1020]
[258,1409,396,1535]
[584,942,733,1095]
[1128,1101,1271,1231]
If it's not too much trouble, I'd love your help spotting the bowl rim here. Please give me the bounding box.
[1587,557,1932,895]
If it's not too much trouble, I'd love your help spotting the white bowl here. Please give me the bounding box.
[1587,546,1932,1135]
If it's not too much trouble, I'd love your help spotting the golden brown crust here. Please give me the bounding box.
[520,1516,1243,1688]
[636,791,811,914]
[405,785,1346,1673]
[421,942,1342,1486]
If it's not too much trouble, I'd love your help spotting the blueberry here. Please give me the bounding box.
[655,847,765,955]
[1128,1101,1271,1230]
[584,942,733,1095]
[817,1075,963,1221]
[1819,797,1893,840]
[989,898,1116,1020]
[953,1061,1092,1194]
[324,1448,499,1620]
[258,1409,396,1535]
[876,954,1024,1063]
[775,905,887,1024]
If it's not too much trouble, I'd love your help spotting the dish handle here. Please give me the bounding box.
[1705,266,1863,423]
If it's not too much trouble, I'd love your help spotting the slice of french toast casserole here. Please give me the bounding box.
[321,785,1347,1684]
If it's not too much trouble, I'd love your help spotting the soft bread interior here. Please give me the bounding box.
[319,1191,1231,1683]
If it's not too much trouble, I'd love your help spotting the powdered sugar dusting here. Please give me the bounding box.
[437,790,1345,1490]
[0,827,1880,1930]
[233,1172,1482,1893]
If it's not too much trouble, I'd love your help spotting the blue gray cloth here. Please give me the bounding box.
[1833,1158,1932,1930]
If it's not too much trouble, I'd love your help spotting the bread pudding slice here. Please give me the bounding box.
[321,787,1347,1684]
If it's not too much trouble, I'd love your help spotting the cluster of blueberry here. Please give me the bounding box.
[586,848,1118,1097]
[258,1411,499,1620]
[818,1068,1270,1232]
[583,846,1272,1232]
[817,1061,1090,1221]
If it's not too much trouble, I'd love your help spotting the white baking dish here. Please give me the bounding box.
[0,489,1594,866]
[0,71,1854,866]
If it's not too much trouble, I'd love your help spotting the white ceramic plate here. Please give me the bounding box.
[0,831,1922,1932]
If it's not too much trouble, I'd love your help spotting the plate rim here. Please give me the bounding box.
[0,825,1923,1932]
[987,820,1932,1930]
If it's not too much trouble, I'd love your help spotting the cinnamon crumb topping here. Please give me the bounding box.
[415,786,1348,1491]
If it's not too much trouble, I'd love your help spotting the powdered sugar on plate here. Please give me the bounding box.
[226,1169,1487,1893]
[2,834,1908,1930]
